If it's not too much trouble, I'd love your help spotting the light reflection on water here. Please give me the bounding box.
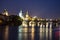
[18,22,53,40]
[4,25,9,40]
[0,22,60,40]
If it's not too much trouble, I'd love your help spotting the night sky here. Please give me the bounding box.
[0,0,60,19]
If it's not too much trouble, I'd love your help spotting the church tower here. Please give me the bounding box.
[25,11,29,18]
[19,10,24,19]
[2,9,8,16]
[24,11,32,20]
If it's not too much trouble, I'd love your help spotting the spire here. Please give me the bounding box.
[19,10,22,17]
[19,10,24,19]
[3,9,8,16]
[25,11,29,17]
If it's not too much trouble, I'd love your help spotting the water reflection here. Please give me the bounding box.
[9,26,18,40]
[4,25,9,40]
[18,22,60,40]
[0,22,60,40]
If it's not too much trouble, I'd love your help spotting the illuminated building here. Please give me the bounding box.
[24,11,32,21]
[2,9,9,16]
[18,10,60,27]
[19,10,24,19]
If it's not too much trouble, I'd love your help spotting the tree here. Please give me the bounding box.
[9,15,22,25]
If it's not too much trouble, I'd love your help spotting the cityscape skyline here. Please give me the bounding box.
[0,0,60,19]
[0,5,60,40]
[0,9,60,20]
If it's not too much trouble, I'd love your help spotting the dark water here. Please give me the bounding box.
[0,23,60,40]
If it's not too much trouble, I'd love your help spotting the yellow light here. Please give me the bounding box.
[0,20,3,23]
[25,11,29,17]
[31,22,36,27]
[38,22,40,27]
[40,19,43,20]
[25,18,28,20]
[31,28,34,40]
[32,27,34,32]
[26,15,29,17]
[40,24,43,32]
[24,28,28,32]
[6,12,8,16]
[32,24,35,27]
[22,23,27,27]
[4,26,9,40]
[29,21,32,26]
[32,18,35,21]
[46,22,49,28]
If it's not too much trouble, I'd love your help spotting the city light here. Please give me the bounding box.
[0,9,60,40]
[0,20,3,23]
[19,10,24,19]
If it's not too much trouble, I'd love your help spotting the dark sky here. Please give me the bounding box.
[0,0,60,19]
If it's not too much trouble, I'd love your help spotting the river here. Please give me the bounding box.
[0,22,60,40]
